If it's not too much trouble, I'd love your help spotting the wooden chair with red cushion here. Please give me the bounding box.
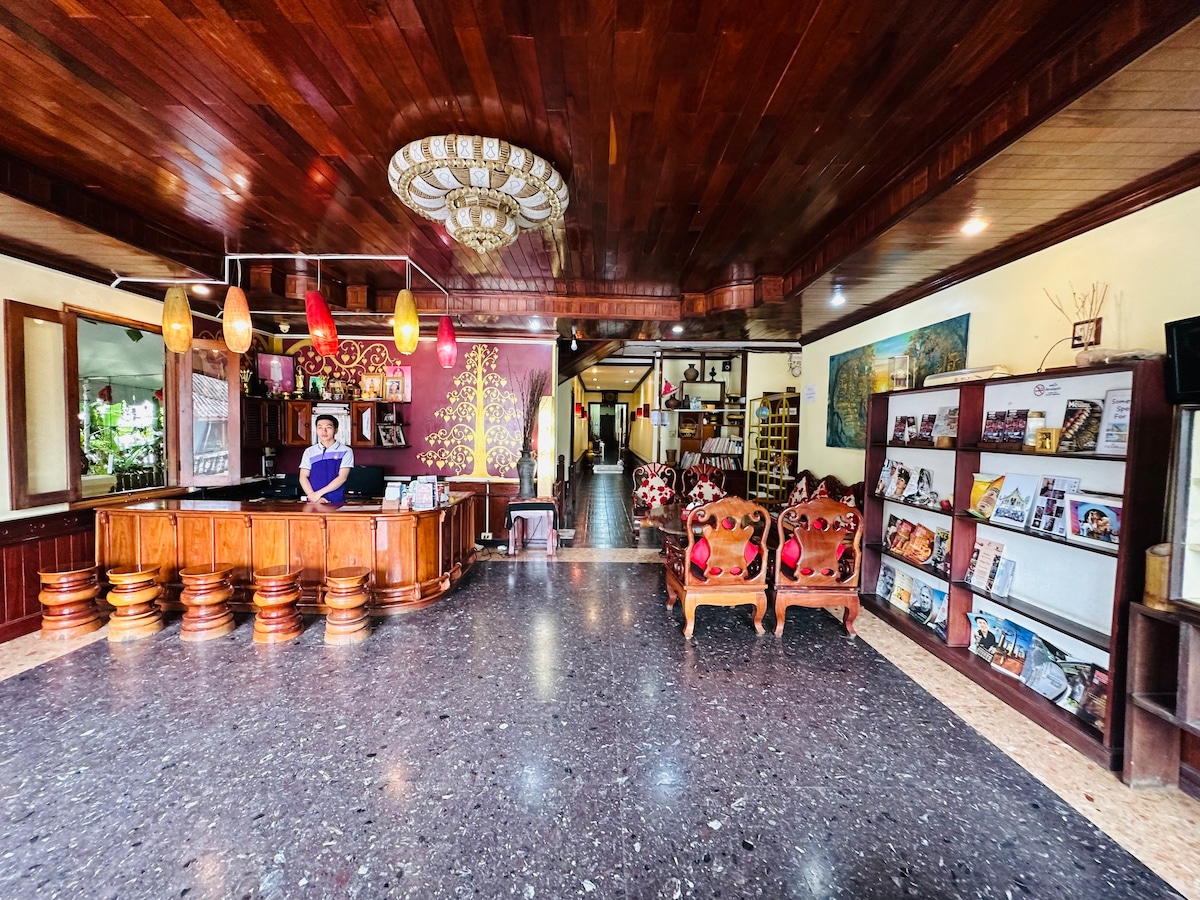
[682,462,728,506]
[664,496,769,638]
[632,463,678,536]
[773,496,864,637]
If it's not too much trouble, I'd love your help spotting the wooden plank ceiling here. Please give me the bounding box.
[0,0,1196,354]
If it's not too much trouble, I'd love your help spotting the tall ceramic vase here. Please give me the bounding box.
[517,449,537,498]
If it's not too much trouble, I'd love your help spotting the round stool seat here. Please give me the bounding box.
[252,567,303,644]
[105,566,163,642]
[37,564,102,640]
[323,566,371,645]
[178,564,236,642]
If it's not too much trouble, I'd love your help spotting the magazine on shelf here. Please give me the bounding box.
[1021,636,1070,701]
[903,467,938,507]
[908,579,934,623]
[965,538,1005,591]
[876,460,898,496]
[883,514,902,548]
[989,473,1039,529]
[968,473,1004,519]
[931,527,951,575]
[1077,667,1110,729]
[1029,476,1080,537]
[1056,662,1097,716]
[902,524,936,566]
[932,406,959,439]
[876,563,896,600]
[925,585,949,641]
[1002,409,1030,444]
[887,464,913,499]
[991,620,1035,679]
[1097,388,1131,455]
[892,415,915,443]
[981,410,1006,443]
[1066,493,1122,548]
[1058,399,1104,453]
[890,571,913,611]
[989,558,1016,598]
[917,414,936,442]
[967,610,1005,663]
[890,519,916,554]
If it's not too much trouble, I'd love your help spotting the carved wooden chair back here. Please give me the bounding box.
[632,462,678,513]
[773,496,864,636]
[682,462,726,495]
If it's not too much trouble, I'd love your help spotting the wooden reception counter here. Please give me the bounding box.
[95,495,476,613]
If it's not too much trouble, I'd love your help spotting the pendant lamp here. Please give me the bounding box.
[161,285,193,354]
[222,286,253,354]
[436,315,457,368]
[393,288,419,354]
[305,289,339,356]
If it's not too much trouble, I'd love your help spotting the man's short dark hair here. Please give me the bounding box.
[315,414,339,430]
[975,616,988,625]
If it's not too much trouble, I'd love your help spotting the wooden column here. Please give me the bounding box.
[37,564,102,640]
[252,566,303,644]
[178,564,236,642]
[323,566,371,645]
[104,566,163,642]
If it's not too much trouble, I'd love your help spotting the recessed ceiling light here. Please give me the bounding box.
[529,317,541,330]
[671,324,684,334]
[830,290,846,307]
[192,284,210,296]
[624,379,630,384]
[961,218,987,235]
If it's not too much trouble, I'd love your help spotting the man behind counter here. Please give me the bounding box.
[299,414,354,504]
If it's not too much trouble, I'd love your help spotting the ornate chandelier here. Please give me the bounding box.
[388,135,569,253]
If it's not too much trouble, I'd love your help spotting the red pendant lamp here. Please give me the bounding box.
[222,286,253,354]
[436,314,457,367]
[305,286,338,357]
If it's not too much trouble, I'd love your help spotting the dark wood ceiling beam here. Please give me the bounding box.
[444,291,682,321]
[558,340,625,382]
[781,0,1200,300]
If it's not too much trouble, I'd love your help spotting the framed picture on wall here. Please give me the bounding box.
[256,353,294,396]
[378,425,396,447]
[383,365,412,402]
[360,373,383,400]
[1066,493,1122,548]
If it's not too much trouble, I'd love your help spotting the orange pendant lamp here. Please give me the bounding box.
[161,285,193,354]
[393,288,419,354]
[305,289,339,356]
[436,315,457,368]
[222,286,253,354]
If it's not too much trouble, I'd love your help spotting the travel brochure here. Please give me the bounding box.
[891,406,958,447]
[875,563,949,642]
[968,611,1108,729]
[875,458,942,509]
[966,471,1118,546]
[977,390,1129,456]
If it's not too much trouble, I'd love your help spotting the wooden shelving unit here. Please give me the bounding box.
[748,392,800,505]
[861,361,1172,770]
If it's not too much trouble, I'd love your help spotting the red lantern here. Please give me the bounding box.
[575,402,583,417]
[305,290,338,357]
[436,315,457,368]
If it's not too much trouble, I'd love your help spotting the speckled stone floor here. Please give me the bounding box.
[0,559,1184,899]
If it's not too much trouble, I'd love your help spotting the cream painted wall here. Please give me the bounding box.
[0,257,169,519]
[800,185,1200,484]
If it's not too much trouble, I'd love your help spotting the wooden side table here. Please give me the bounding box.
[252,566,303,644]
[323,566,371,645]
[178,564,236,642]
[104,566,163,642]
[37,564,103,640]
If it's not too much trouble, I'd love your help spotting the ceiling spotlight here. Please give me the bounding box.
[830,290,846,307]
[961,218,987,235]
[192,284,211,296]
[570,335,577,351]
[278,321,291,334]
[671,324,684,334]
[530,317,541,330]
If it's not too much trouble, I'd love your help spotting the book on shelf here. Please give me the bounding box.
[931,527,951,576]
[965,538,1005,591]
[989,473,1039,529]
[931,406,959,439]
[1029,476,1080,537]
[1097,388,1131,455]
[1021,636,1070,701]
[1056,662,1109,728]
[889,517,916,555]
[967,610,1005,663]
[876,563,896,600]
[1058,399,1104,452]
[902,524,936,566]
[1002,409,1029,444]
[1065,493,1122,548]
[926,586,949,641]
[991,619,1035,679]
[968,473,1004,519]
[902,466,938,506]
[909,582,948,640]
[917,414,936,441]
[890,570,913,611]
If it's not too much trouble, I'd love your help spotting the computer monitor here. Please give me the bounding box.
[343,465,386,500]
[1166,314,1200,403]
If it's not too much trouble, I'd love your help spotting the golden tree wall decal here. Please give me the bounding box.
[417,344,520,476]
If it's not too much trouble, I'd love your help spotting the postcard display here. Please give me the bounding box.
[861,362,1171,769]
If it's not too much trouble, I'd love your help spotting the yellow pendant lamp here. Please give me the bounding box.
[393,288,419,354]
[162,285,193,354]
[222,286,253,354]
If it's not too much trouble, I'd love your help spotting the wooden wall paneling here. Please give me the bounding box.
[213,515,254,585]
[326,517,376,573]
[251,517,291,575]
[138,514,180,585]
[287,516,327,586]
[373,514,419,607]
[178,515,216,571]
[415,510,444,597]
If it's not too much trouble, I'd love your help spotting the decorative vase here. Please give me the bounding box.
[684,363,700,382]
[516,449,537,499]
[664,395,681,410]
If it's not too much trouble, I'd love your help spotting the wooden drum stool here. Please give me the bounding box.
[252,566,303,644]
[104,566,164,642]
[323,566,372,645]
[37,564,103,640]
[178,564,236,642]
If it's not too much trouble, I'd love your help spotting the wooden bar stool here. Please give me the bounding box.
[37,564,102,640]
[178,564,236,642]
[104,566,164,642]
[252,566,303,644]
[323,566,372,645]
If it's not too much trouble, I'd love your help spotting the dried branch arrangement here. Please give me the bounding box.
[1044,282,1109,347]
[514,368,549,451]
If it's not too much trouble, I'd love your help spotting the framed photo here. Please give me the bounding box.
[383,364,412,402]
[377,425,396,447]
[309,375,325,397]
[360,373,383,400]
[256,353,294,396]
[1066,494,1122,548]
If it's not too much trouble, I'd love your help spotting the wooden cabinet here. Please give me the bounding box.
[350,401,377,447]
[241,397,281,449]
[860,361,1171,770]
[283,400,312,446]
[748,392,800,504]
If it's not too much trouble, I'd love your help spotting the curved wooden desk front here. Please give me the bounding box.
[95,496,476,614]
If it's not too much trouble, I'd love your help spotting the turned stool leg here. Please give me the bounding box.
[323,566,371,645]
[104,566,163,642]
[178,564,236,642]
[252,566,303,644]
[37,564,102,640]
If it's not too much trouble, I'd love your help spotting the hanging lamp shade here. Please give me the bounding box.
[436,315,457,368]
[222,286,253,354]
[305,289,339,356]
[393,288,419,354]
[161,286,193,354]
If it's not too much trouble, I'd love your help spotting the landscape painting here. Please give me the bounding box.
[826,314,969,449]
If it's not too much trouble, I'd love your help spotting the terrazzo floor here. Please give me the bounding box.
[0,468,1195,899]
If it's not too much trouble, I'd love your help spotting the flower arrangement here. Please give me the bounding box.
[514,368,550,452]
